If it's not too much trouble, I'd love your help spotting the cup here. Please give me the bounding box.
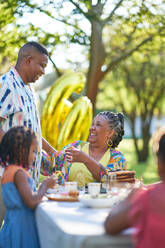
[88,182,101,198]
[65,181,77,192]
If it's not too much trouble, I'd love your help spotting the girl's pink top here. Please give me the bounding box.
[130,182,165,248]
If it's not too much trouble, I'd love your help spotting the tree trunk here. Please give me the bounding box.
[130,116,140,160]
[86,19,106,112]
[138,120,151,162]
[129,115,151,162]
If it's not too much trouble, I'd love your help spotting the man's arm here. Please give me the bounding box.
[42,137,57,156]
[0,117,5,142]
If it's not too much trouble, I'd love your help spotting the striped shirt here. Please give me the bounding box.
[0,67,42,186]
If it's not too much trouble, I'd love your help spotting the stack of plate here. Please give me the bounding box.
[108,170,136,183]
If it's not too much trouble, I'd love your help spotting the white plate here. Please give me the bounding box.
[47,185,65,194]
[46,193,78,202]
[79,194,118,208]
[47,188,59,194]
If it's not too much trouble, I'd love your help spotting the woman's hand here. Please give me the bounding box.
[65,147,87,163]
[65,146,104,182]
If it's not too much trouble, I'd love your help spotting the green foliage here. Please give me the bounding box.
[0,0,61,73]
[97,45,165,162]
[0,1,33,73]
[97,47,165,115]
[1,0,165,108]
[1,2,165,65]
[1,0,165,68]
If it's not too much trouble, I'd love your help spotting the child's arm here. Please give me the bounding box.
[14,170,55,209]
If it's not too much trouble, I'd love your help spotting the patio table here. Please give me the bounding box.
[35,198,134,248]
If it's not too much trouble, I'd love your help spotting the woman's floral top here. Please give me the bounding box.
[41,140,127,185]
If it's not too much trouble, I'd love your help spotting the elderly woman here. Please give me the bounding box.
[42,111,127,185]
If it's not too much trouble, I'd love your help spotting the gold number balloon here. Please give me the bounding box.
[41,72,93,149]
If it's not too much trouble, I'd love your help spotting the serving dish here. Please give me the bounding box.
[79,194,118,208]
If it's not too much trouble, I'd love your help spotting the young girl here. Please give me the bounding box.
[0,126,56,248]
[104,127,165,248]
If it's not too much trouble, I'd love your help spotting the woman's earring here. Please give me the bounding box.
[107,139,113,148]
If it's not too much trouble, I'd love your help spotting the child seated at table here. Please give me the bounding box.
[104,127,165,248]
[0,126,56,248]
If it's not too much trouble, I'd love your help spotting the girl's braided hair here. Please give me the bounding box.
[98,111,124,148]
[0,126,36,168]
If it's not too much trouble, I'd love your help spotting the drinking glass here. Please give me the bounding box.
[105,173,117,195]
[76,172,86,194]
[133,176,144,189]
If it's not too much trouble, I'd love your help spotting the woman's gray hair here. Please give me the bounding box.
[98,111,124,148]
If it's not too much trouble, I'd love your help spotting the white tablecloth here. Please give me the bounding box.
[35,199,134,248]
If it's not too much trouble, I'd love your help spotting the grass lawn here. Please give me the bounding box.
[118,138,159,185]
[39,138,160,185]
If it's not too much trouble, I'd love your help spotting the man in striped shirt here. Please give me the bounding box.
[0,42,57,225]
